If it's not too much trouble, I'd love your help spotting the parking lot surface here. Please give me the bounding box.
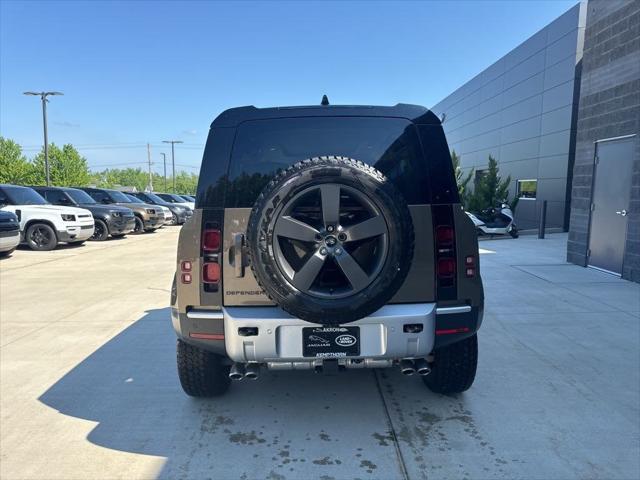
[1,230,638,480]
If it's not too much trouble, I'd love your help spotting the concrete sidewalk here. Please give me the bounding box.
[0,231,638,480]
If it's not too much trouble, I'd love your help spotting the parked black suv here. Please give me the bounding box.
[172,104,484,397]
[32,186,135,241]
[129,191,192,225]
[79,188,162,233]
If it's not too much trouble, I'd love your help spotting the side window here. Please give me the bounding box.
[44,190,70,205]
[0,189,9,205]
[89,190,109,203]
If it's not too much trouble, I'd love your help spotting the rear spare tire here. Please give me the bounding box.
[247,156,414,325]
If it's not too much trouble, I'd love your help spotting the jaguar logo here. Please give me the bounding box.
[335,334,357,347]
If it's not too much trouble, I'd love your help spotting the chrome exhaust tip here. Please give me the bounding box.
[229,363,245,380]
[244,363,259,380]
[414,358,431,376]
[400,359,416,376]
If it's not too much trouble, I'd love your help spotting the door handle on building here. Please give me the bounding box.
[616,209,627,217]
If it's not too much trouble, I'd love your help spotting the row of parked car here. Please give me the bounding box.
[0,183,195,257]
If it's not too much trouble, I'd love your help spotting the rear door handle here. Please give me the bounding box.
[616,209,628,217]
[232,233,245,277]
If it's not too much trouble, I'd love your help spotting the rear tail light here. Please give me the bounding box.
[181,260,192,272]
[437,258,456,278]
[203,262,220,284]
[181,273,192,284]
[202,229,221,252]
[465,255,475,277]
[436,225,454,246]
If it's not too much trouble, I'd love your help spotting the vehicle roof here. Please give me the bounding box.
[210,103,441,128]
[0,184,35,190]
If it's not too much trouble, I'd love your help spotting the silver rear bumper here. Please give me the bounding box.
[223,303,436,364]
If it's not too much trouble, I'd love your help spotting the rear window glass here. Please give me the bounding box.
[226,117,431,207]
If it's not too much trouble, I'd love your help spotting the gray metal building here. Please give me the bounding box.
[567,0,640,281]
[432,3,587,230]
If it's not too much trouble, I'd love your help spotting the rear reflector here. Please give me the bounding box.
[437,258,456,278]
[436,327,470,335]
[203,262,220,283]
[181,273,192,284]
[465,255,475,277]
[189,332,224,340]
[203,229,221,252]
[181,260,192,272]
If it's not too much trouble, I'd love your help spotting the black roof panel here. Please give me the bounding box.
[211,103,440,128]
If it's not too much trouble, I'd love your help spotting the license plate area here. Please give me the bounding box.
[302,326,360,358]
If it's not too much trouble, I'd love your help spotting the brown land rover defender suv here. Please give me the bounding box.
[172,103,484,397]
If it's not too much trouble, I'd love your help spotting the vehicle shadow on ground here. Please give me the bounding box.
[38,307,428,479]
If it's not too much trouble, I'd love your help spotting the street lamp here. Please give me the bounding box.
[162,140,183,192]
[23,91,64,186]
[160,153,167,191]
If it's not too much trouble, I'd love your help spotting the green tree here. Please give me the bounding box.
[31,143,91,187]
[0,137,36,184]
[467,155,518,213]
[451,150,474,206]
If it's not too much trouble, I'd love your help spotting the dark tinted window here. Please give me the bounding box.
[43,189,73,205]
[66,189,97,204]
[226,117,431,207]
[1,186,48,205]
[125,194,144,203]
[86,190,111,203]
[107,190,132,203]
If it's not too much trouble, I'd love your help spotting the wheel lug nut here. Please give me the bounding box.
[315,234,322,241]
[327,225,334,232]
[338,233,347,241]
[335,248,342,255]
[320,247,328,255]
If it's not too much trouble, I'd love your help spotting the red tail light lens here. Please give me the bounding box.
[436,225,454,246]
[203,229,221,252]
[203,262,220,283]
[181,260,192,272]
[437,258,456,278]
[181,273,192,284]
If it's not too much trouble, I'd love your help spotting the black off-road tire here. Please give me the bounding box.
[423,334,478,394]
[68,240,86,247]
[247,156,414,325]
[509,226,519,239]
[111,233,126,238]
[91,219,109,241]
[177,340,231,397]
[0,248,16,258]
[26,223,58,251]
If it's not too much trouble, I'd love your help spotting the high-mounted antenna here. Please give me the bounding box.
[321,95,330,106]
[440,112,447,123]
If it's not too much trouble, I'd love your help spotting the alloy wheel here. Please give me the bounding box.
[272,184,389,299]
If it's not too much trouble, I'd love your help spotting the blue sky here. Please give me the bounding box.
[1,0,576,174]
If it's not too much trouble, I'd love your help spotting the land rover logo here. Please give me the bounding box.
[335,334,357,347]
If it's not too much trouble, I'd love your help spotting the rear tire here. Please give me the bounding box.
[91,219,109,241]
[177,340,231,397]
[424,334,478,394]
[111,233,126,238]
[509,226,519,239]
[69,241,86,247]
[26,223,58,251]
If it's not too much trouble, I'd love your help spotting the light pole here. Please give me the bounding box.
[160,153,167,191]
[162,140,183,192]
[23,91,63,186]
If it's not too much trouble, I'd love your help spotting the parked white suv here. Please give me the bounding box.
[0,184,95,251]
